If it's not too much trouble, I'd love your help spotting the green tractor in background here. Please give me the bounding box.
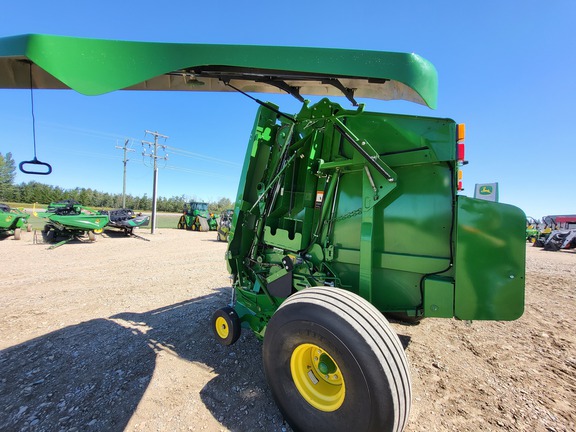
[177,201,218,231]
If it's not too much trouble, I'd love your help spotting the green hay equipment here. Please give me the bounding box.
[216,99,525,431]
[0,203,30,240]
[36,200,109,248]
[0,34,526,432]
[177,201,218,231]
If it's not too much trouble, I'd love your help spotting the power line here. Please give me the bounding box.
[162,165,237,178]
[164,145,240,167]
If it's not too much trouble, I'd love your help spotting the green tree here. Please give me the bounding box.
[137,194,151,211]
[209,197,233,214]
[0,152,16,200]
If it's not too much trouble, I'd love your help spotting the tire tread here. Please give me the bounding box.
[278,287,411,432]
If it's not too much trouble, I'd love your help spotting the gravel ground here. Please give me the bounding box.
[0,228,574,432]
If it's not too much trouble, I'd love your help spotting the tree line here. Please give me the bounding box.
[0,152,233,214]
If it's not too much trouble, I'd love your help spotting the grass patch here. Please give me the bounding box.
[153,213,182,229]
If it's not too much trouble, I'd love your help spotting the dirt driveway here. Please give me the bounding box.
[0,229,574,431]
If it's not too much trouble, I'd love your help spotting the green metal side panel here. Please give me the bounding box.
[454,196,525,320]
[226,105,277,275]
[0,34,438,108]
[423,277,454,318]
[0,212,26,230]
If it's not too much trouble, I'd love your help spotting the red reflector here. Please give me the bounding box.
[458,181,463,191]
[458,143,465,161]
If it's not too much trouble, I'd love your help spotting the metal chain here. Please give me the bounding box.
[326,207,362,223]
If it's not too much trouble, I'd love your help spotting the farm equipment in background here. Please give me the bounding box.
[0,203,31,240]
[177,201,218,231]
[0,34,528,432]
[526,217,541,243]
[98,208,150,240]
[542,230,576,251]
[216,209,234,242]
[35,200,109,248]
[533,215,556,247]
[533,215,576,248]
[535,215,576,251]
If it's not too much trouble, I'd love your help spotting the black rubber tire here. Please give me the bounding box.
[198,216,210,232]
[177,216,186,229]
[44,229,54,243]
[384,312,422,325]
[263,287,411,432]
[211,306,241,346]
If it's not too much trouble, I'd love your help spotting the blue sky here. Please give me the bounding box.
[1,1,574,220]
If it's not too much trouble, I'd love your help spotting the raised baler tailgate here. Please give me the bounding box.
[454,196,526,320]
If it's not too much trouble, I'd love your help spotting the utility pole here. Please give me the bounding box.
[142,130,168,234]
[115,139,134,208]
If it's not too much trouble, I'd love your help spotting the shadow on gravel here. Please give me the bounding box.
[0,288,289,432]
[200,238,224,243]
[0,317,155,431]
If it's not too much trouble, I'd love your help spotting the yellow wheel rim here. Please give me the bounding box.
[215,316,229,339]
[290,343,345,412]
[94,228,103,234]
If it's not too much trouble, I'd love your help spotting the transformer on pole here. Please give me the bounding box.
[142,130,168,234]
[115,139,134,208]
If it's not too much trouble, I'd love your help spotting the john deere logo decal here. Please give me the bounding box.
[474,183,498,202]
